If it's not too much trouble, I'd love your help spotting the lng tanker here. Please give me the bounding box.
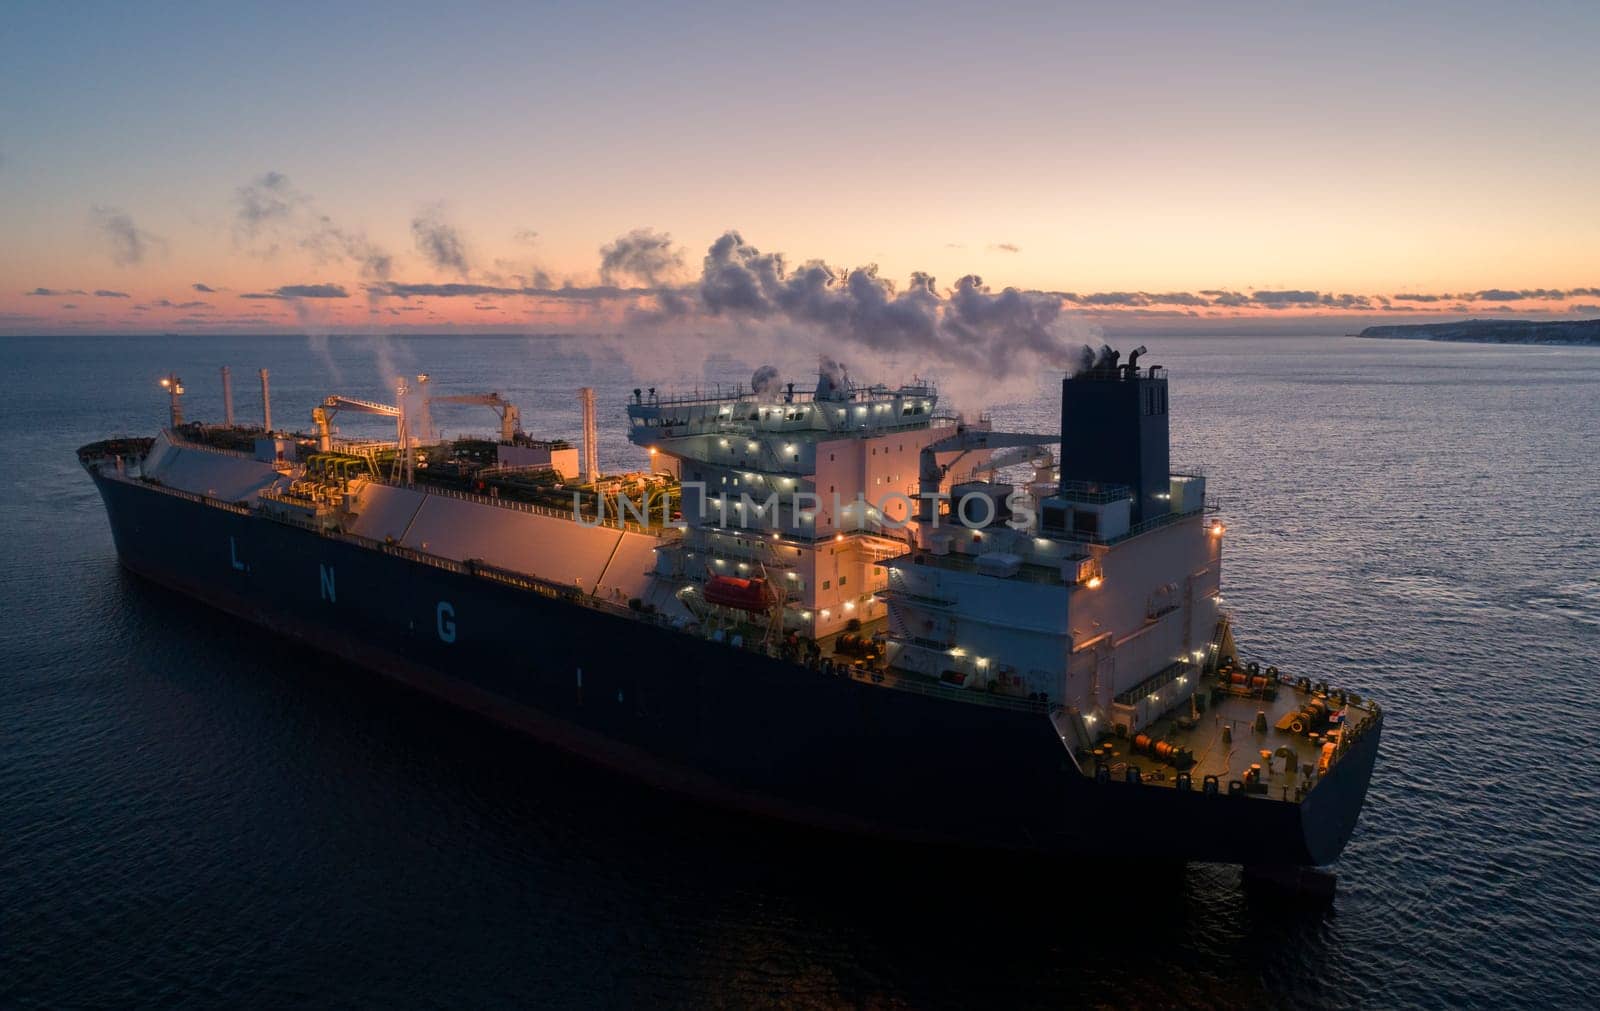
[78,349,1381,868]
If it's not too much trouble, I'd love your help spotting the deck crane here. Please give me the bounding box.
[917,426,1059,524]
[425,392,522,442]
[312,395,399,452]
[959,443,1056,483]
[311,393,419,485]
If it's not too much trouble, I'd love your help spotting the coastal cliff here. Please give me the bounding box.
[1360,318,1600,345]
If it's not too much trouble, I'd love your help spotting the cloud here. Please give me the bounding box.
[234,170,297,236]
[1066,291,1215,308]
[366,281,640,300]
[233,171,393,280]
[1200,290,1252,307]
[370,281,520,298]
[492,260,554,290]
[1252,290,1321,305]
[239,284,349,300]
[153,298,211,308]
[276,283,349,298]
[599,228,684,287]
[1473,287,1575,301]
[988,243,1021,253]
[91,205,162,265]
[513,229,539,244]
[1151,291,1209,306]
[193,282,216,293]
[1076,291,1155,307]
[1319,293,1373,309]
[94,289,130,298]
[410,204,471,276]
[25,287,86,296]
[1393,293,1449,302]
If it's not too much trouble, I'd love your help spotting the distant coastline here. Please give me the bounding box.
[1360,318,1600,345]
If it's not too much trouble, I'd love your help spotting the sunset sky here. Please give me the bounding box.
[2,0,1597,337]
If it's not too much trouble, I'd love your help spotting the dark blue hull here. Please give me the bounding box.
[90,472,1380,865]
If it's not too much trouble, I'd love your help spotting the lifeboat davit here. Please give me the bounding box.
[703,575,773,612]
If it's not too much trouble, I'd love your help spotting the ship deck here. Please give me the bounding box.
[809,613,1379,797]
[1085,671,1381,800]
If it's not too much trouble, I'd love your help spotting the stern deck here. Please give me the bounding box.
[1087,666,1381,800]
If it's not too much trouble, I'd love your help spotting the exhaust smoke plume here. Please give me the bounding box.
[411,204,471,277]
[233,171,393,281]
[750,364,782,398]
[600,228,683,287]
[607,230,1096,409]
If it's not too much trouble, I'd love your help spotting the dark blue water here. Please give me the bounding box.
[3,334,1597,1008]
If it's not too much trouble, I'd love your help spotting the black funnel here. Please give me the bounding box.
[1060,350,1170,524]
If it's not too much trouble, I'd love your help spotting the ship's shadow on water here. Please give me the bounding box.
[105,571,1342,1008]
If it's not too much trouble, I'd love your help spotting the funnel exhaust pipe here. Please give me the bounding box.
[259,368,272,432]
[579,386,599,483]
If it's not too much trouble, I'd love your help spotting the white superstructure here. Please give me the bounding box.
[880,353,1222,750]
[626,368,993,638]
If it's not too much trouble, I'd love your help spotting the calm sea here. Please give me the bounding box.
[2,333,1597,1009]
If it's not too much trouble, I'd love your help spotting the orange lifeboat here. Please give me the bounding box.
[703,575,773,612]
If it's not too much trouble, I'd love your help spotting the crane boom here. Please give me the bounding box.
[425,392,522,442]
[323,394,400,417]
[917,427,1059,523]
[961,443,1055,482]
[312,395,402,453]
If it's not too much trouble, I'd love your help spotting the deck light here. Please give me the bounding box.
[1086,575,1103,589]
[648,446,659,456]
[1210,522,1225,537]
